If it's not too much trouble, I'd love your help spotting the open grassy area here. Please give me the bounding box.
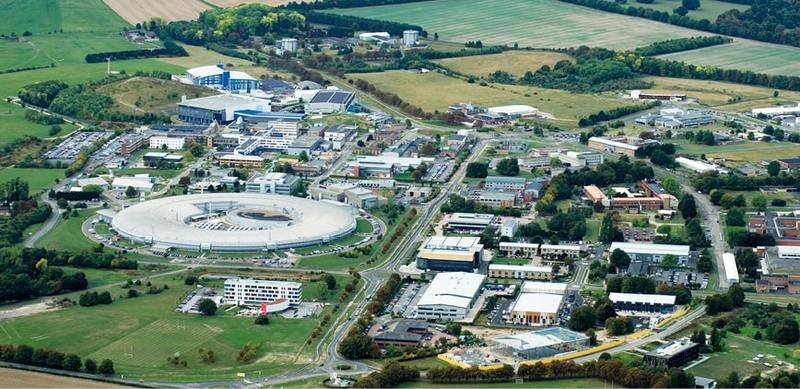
[0,102,78,145]
[332,0,710,50]
[57,264,178,288]
[491,256,531,266]
[642,76,800,108]
[658,39,800,77]
[634,0,749,21]
[433,50,573,77]
[158,43,295,80]
[97,76,214,116]
[348,70,634,122]
[0,274,325,381]
[36,208,97,252]
[0,167,65,193]
[670,138,800,162]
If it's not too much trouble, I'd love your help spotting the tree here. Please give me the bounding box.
[751,195,767,212]
[678,195,697,220]
[586,328,598,346]
[254,315,269,325]
[339,334,379,359]
[98,291,112,304]
[767,160,781,176]
[673,5,688,15]
[605,316,634,336]
[725,208,745,226]
[495,158,519,176]
[185,275,198,285]
[84,358,97,374]
[98,359,114,375]
[728,283,745,307]
[682,0,700,9]
[411,163,428,182]
[668,368,695,388]
[125,186,138,198]
[298,150,309,162]
[63,353,82,371]
[599,212,619,245]
[660,254,678,268]
[446,322,462,337]
[690,329,706,348]
[323,273,337,290]
[465,162,488,178]
[609,248,631,272]
[198,298,217,316]
[568,306,597,331]
[709,328,723,351]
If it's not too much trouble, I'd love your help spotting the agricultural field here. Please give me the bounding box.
[0,367,124,388]
[433,50,573,77]
[0,275,327,381]
[101,0,209,23]
[97,77,214,116]
[641,76,800,108]
[658,39,800,77]
[158,43,295,80]
[347,70,635,122]
[669,138,800,162]
[0,167,65,193]
[332,0,712,50]
[634,0,749,21]
[209,0,300,6]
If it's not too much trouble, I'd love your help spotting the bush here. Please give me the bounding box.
[254,315,269,325]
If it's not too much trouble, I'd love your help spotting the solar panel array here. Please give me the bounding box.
[310,90,353,104]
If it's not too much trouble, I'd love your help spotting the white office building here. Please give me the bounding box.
[223,278,303,306]
[414,272,485,321]
[610,242,690,264]
[149,136,185,150]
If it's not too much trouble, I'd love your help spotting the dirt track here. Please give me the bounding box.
[0,368,127,388]
[102,0,209,23]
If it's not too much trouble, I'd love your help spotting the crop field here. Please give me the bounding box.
[209,0,301,6]
[634,0,749,21]
[0,168,65,193]
[158,44,295,80]
[348,70,635,122]
[658,39,800,77]
[433,51,573,77]
[641,76,800,108]
[98,77,214,116]
[0,367,124,388]
[0,276,323,381]
[102,0,210,23]
[332,0,711,50]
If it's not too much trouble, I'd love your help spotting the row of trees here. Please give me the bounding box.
[633,36,731,56]
[85,39,188,63]
[0,344,114,375]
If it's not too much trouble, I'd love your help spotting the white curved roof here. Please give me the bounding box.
[112,193,356,251]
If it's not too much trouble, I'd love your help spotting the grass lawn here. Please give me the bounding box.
[0,276,324,382]
[332,0,710,50]
[687,332,800,380]
[356,218,373,234]
[36,208,97,252]
[635,0,749,21]
[658,38,800,77]
[642,76,800,108]
[97,76,214,117]
[669,138,800,162]
[585,219,601,242]
[347,70,635,122]
[292,218,373,256]
[0,167,64,193]
[0,102,78,145]
[492,257,531,266]
[433,51,573,77]
[57,264,178,288]
[301,275,358,303]
[400,378,609,388]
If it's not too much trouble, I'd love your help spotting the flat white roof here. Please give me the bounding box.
[77,177,108,187]
[609,292,676,305]
[722,253,740,283]
[511,293,563,314]
[521,281,568,295]
[448,213,494,224]
[416,272,485,309]
[224,278,302,288]
[610,242,690,257]
[187,65,256,81]
[112,176,153,190]
[540,244,584,251]
[489,264,552,273]
[492,328,587,351]
[422,236,482,251]
[777,245,800,255]
[675,157,717,173]
[499,241,538,248]
[588,137,638,151]
[487,105,538,116]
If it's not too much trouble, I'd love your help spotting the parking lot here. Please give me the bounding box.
[44,131,112,163]
[390,282,427,318]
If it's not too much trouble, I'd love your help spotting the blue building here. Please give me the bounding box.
[187,65,259,93]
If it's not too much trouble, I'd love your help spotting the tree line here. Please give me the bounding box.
[85,39,188,63]
[633,36,731,56]
[0,178,51,247]
[0,343,115,375]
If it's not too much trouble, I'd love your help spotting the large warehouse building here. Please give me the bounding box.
[508,281,568,326]
[414,272,485,321]
[304,90,356,114]
[491,327,589,360]
[177,95,270,125]
[186,65,259,92]
[609,292,676,313]
[416,236,484,272]
[111,193,356,252]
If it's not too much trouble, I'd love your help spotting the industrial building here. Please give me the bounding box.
[557,151,604,168]
[223,278,302,306]
[722,252,740,284]
[752,103,800,118]
[287,136,323,156]
[416,236,484,272]
[644,340,700,368]
[402,30,419,46]
[469,190,517,208]
[304,90,356,114]
[488,264,554,280]
[609,292,676,313]
[491,327,589,360]
[244,172,300,195]
[344,187,384,209]
[414,272,485,321]
[521,281,568,295]
[212,152,265,168]
[371,319,429,347]
[498,242,584,259]
[111,175,153,193]
[186,65,259,92]
[177,95,270,125]
[583,182,677,211]
[630,90,686,101]
[587,136,658,157]
[350,154,434,177]
[609,242,690,264]
[509,292,563,326]
[486,105,538,119]
[675,157,727,174]
[777,245,800,259]
[446,213,495,233]
[485,176,527,191]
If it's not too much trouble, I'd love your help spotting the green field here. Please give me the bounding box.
[36,208,97,252]
[400,378,609,388]
[0,102,78,145]
[642,76,800,108]
[635,0,749,21]
[433,51,573,77]
[670,138,800,162]
[348,70,634,122]
[658,39,800,77]
[333,0,710,50]
[0,167,65,193]
[0,276,323,381]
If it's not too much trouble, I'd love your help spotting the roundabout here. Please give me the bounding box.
[111,193,357,251]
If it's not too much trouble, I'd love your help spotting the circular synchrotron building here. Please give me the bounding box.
[111,193,356,251]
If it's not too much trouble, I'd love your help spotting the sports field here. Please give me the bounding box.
[634,0,749,21]
[433,51,573,77]
[332,0,711,50]
[0,275,326,381]
[658,39,800,77]
[348,70,635,122]
[0,168,65,193]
